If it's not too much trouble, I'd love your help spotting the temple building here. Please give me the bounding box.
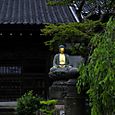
[0,0,76,101]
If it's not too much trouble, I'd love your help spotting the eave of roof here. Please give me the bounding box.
[0,0,76,24]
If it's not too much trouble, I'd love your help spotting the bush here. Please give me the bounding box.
[16,91,58,115]
[16,91,41,115]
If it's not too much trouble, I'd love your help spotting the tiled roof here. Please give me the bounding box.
[0,0,76,24]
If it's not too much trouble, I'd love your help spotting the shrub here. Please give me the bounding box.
[16,91,57,115]
[16,91,41,115]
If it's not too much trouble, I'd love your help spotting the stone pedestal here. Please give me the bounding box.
[49,79,85,115]
[49,80,67,115]
[49,81,67,100]
[64,79,85,115]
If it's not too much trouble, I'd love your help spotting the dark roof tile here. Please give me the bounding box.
[0,0,76,24]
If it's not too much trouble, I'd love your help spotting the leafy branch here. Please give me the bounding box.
[76,17,115,115]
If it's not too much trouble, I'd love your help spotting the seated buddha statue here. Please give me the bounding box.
[49,45,78,78]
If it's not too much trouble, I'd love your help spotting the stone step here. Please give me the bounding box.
[0,102,17,115]
[0,108,16,115]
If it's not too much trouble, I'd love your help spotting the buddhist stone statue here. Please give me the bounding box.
[49,45,78,79]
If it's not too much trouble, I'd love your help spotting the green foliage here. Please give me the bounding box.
[47,0,73,6]
[40,100,58,115]
[40,99,58,105]
[76,18,115,115]
[16,91,57,115]
[16,91,41,115]
[41,20,105,56]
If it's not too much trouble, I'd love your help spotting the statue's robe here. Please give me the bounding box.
[53,53,70,67]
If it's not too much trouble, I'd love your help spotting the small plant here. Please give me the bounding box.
[17,91,58,115]
[40,99,58,115]
[16,91,41,115]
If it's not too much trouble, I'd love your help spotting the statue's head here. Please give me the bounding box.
[59,45,65,54]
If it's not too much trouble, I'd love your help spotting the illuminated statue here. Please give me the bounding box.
[49,45,78,78]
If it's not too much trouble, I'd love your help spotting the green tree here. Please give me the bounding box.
[41,20,105,57]
[76,17,115,115]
